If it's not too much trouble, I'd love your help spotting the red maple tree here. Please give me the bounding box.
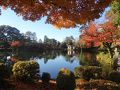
[0,0,112,28]
[80,21,118,58]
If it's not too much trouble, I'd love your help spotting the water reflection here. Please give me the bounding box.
[77,52,99,66]
[37,55,80,79]
[0,51,98,79]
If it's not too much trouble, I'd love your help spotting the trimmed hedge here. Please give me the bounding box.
[12,61,39,82]
[74,66,102,80]
[56,68,76,90]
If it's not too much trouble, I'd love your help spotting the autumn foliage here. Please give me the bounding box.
[80,21,118,48]
[0,0,112,28]
[80,22,100,47]
[10,41,21,47]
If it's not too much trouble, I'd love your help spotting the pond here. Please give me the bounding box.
[37,55,80,79]
[36,51,98,79]
[0,50,99,79]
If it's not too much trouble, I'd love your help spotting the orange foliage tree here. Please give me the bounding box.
[80,21,118,58]
[10,41,21,48]
[0,0,112,28]
[10,41,21,52]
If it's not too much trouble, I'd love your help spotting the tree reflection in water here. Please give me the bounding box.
[77,52,99,66]
[0,50,99,79]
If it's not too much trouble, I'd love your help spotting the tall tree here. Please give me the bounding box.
[80,21,118,58]
[105,0,120,46]
[44,35,49,44]
[38,39,42,43]
[25,31,37,43]
[0,25,23,42]
[63,36,75,45]
[0,25,23,49]
[0,0,112,28]
[106,0,120,26]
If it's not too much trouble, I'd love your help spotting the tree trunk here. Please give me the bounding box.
[103,42,113,58]
[108,47,113,58]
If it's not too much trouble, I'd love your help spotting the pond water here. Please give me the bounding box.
[0,51,98,79]
[37,55,80,79]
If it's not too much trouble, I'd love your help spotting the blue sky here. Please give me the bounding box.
[0,8,108,42]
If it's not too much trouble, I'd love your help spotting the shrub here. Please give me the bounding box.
[41,72,51,83]
[0,62,9,88]
[74,66,102,81]
[56,68,76,90]
[96,52,113,79]
[77,79,119,90]
[0,63,7,78]
[12,61,39,82]
[109,71,120,83]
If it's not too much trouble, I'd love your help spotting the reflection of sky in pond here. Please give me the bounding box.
[36,55,80,79]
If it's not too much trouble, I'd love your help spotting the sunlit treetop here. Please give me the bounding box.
[0,0,112,28]
[106,0,120,25]
[80,21,118,47]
